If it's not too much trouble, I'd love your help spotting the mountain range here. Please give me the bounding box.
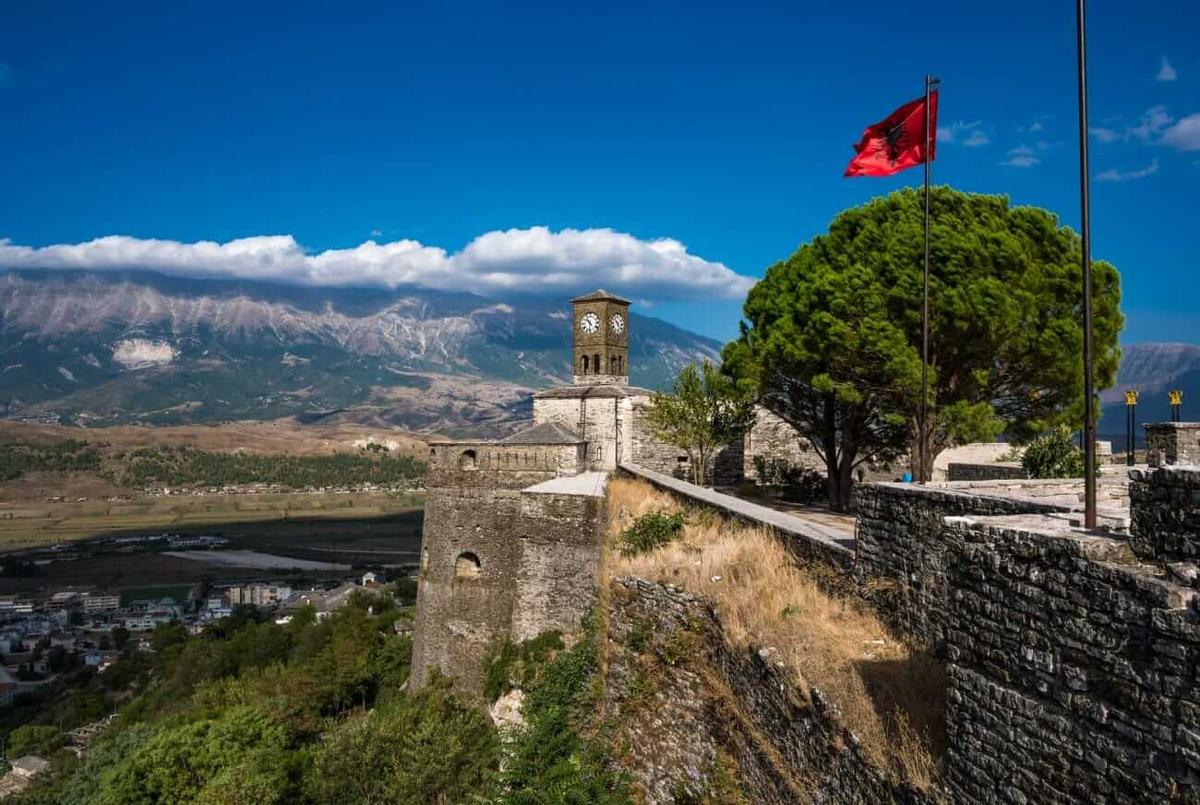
[1,268,1196,442]
[0,269,720,435]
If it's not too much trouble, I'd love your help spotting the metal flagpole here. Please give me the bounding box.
[919,74,938,484]
[1076,0,1097,528]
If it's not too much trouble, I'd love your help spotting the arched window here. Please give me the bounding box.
[593,354,600,374]
[580,355,589,374]
[458,449,477,470]
[455,551,482,579]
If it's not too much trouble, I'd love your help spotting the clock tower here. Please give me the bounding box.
[571,289,630,385]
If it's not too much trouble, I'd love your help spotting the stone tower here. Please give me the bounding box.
[571,289,630,385]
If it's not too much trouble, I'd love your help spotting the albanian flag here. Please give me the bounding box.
[844,91,938,177]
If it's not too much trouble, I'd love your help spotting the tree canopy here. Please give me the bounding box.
[646,360,755,486]
[723,187,1122,508]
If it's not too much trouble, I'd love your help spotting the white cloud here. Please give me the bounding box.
[0,227,755,302]
[369,228,383,237]
[1028,121,1044,133]
[1129,105,1173,141]
[1090,126,1121,143]
[1094,159,1159,182]
[1157,57,1178,82]
[938,120,990,147]
[1000,145,1040,168]
[1161,113,1200,151]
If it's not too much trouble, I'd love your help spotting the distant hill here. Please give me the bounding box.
[1099,342,1200,448]
[0,269,720,434]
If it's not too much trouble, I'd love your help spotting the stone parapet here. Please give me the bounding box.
[942,513,1200,802]
[1130,465,1200,562]
[853,482,1071,648]
[1145,421,1200,467]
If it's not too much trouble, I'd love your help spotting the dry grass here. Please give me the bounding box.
[606,477,944,789]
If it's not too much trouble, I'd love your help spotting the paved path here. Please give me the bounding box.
[619,463,855,563]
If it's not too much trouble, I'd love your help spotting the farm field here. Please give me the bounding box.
[0,490,425,551]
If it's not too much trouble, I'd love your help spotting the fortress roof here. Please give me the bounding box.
[570,288,631,304]
[500,421,584,444]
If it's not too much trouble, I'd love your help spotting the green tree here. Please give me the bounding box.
[723,187,1123,509]
[306,682,498,804]
[6,724,64,758]
[646,359,755,486]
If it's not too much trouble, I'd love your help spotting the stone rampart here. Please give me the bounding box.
[606,577,938,804]
[427,441,579,484]
[410,484,527,696]
[1130,465,1200,562]
[742,406,823,481]
[854,482,1072,648]
[942,513,1200,802]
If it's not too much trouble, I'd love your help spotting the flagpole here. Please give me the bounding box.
[1076,0,1097,529]
[919,74,938,484]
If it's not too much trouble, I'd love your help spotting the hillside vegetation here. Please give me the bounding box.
[607,477,945,789]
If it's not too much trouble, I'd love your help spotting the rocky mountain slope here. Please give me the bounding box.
[0,269,721,434]
[1100,342,1200,444]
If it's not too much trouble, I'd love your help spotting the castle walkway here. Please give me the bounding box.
[618,463,856,568]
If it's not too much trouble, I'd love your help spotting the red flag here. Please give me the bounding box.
[844,91,938,177]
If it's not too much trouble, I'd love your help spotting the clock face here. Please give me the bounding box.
[579,312,600,334]
[610,313,624,334]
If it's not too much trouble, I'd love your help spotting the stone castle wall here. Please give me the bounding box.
[412,441,587,697]
[854,483,1068,648]
[944,461,1026,481]
[511,490,605,642]
[853,466,1200,801]
[943,511,1200,803]
[628,400,743,486]
[742,406,822,481]
[1131,465,1200,561]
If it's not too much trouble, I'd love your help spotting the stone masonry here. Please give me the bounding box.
[943,512,1200,803]
[1130,465,1200,562]
[854,445,1200,802]
[1145,422,1200,467]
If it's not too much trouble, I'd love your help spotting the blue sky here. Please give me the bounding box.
[0,0,1196,344]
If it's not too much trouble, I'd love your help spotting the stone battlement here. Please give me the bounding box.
[855,456,1200,801]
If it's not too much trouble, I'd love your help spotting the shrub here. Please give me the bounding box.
[498,628,629,804]
[307,681,499,804]
[618,512,685,557]
[1021,425,1085,479]
[484,631,565,701]
[752,458,825,504]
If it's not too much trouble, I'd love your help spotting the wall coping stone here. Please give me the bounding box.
[1129,464,1200,484]
[945,512,1199,610]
